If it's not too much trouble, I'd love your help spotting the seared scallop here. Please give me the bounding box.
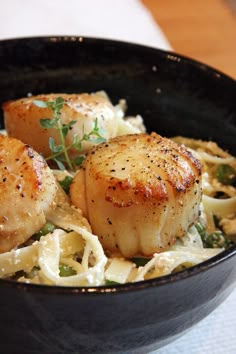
[70,133,202,257]
[3,92,118,158]
[0,135,58,253]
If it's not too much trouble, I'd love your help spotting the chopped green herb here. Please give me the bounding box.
[206,231,231,248]
[213,214,220,229]
[130,257,151,267]
[11,270,28,280]
[59,264,76,277]
[32,222,56,241]
[105,280,120,286]
[195,222,231,249]
[32,266,40,272]
[59,175,73,194]
[215,164,236,185]
[34,97,106,171]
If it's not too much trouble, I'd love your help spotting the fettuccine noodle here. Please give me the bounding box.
[0,136,235,286]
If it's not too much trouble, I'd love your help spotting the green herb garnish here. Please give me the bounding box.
[59,175,73,194]
[32,222,56,241]
[34,97,106,171]
[130,257,151,267]
[215,164,236,186]
[195,222,231,249]
[59,264,77,277]
[105,280,120,286]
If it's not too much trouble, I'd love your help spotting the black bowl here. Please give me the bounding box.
[0,36,235,354]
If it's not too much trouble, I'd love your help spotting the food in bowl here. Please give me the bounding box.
[0,92,235,286]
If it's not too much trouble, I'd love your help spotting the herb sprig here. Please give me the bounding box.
[34,97,106,170]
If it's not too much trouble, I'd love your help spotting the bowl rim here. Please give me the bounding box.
[1,246,236,294]
[0,34,236,82]
[0,35,235,295]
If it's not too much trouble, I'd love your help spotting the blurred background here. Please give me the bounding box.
[0,0,235,78]
[143,0,236,78]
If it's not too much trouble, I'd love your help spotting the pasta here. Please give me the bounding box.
[0,95,235,287]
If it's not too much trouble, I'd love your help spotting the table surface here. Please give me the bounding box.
[142,0,236,79]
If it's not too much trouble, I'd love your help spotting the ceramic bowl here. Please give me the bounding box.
[0,37,235,354]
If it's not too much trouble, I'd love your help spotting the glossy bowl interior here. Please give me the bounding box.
[0,37,235,354]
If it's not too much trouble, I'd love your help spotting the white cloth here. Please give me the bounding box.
[0,0,170,50]
[0,1,235,354]
[152,288,236,354]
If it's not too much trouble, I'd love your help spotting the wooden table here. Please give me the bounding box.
[142,0,236,79]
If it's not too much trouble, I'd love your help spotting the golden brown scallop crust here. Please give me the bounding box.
[70,133,202,257]
[3,93,117,158]
[0,135,57,253]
